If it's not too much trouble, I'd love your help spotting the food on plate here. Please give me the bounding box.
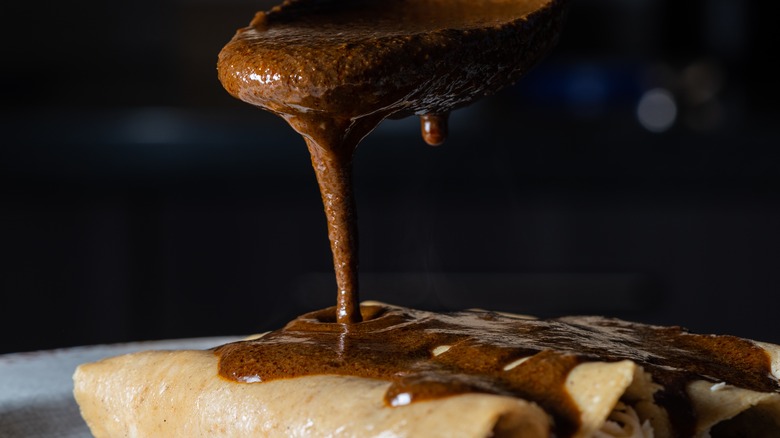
[74,302,780,437]
[72,0,780,437]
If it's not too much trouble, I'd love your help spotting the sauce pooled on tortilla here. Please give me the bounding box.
[215,1,778,436]
[217,0,567,323]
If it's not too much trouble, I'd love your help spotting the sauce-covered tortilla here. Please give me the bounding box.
[215,303,778,436]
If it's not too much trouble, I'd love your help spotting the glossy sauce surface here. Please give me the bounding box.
[216,304,778,436]
[217,0,567,322]
[212,0,780,436]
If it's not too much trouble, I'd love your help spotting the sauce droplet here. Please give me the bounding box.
[420,113,449,146]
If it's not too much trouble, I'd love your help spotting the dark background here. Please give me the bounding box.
[2,0,779,354]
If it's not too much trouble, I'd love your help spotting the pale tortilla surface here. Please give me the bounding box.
[73,349,550,438]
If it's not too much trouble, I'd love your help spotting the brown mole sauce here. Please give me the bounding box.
[217,0,567,323]
[216,304,777,437]
[216,0,777,436]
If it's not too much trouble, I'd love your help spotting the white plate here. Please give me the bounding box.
[0,337,241,438]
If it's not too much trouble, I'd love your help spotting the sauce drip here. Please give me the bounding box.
[420,113,449,146]
[306,138,361,323]
[217,0,567,321]
[215,303,778,437]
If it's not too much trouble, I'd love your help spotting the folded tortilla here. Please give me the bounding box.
[685,341,780,438]
[69,349,642,437]
[73,349,551,438]
[72,322,780,437]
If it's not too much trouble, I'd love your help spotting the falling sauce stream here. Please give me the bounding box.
[305,138,362,324]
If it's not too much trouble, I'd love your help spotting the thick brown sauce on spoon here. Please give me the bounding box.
[218,0,567,323]
[216,0,778,436]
